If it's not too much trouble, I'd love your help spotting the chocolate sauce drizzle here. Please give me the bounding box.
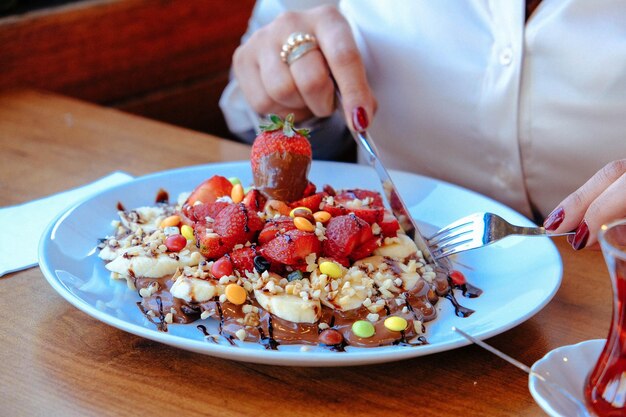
[444,277,483,317]
[444,293,475,318]
[258,317,280,350]
[131,266,483,350]
[133,272,484,350]
[137,301,168,332]
[456,282,483,298]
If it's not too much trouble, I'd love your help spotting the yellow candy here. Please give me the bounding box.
[313,210,331,223]
[294,216,315,232]
[231,183,244,204]
[160,215,180,228]
[319,261,342,278]
[289,206,312,218]
[181,224,194,241]
[225,284,247,305]
[384,316,408,332]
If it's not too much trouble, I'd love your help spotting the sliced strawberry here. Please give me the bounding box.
[329,256,350,268]
[242,189,267,213]
[323,214,373,259]
[186,175,233,205]
[261,229,321,266]
[182,201,230,225]
[213,203,264,243]
[336,189,384,208]
[321,204,348,218]
[258,216,296,245]
[348,207,384,224]
[229,246,258,274]
[379,212,401,238]
[320,200,384,225]
[196,204,264,259]
[350,236,382,261]
[302,181,317,197]
[289,192,327,212]
[195,227,234,259]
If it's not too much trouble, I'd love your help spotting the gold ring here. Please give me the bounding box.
[280,32,319,65]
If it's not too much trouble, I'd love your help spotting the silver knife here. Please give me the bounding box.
[334,90,436,265]
[349,127,437,265]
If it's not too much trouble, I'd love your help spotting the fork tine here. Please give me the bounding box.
[427,213,483,241]
[431,233,476,256]
[428,227,473,249]
[433,239,477,259]
[428,216,474,241]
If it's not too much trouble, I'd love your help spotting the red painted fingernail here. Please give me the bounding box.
[543,207,565,231]
[352,106,369,132]
[571,220,589,250]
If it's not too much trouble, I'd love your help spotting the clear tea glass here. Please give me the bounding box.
[584,218,626,416]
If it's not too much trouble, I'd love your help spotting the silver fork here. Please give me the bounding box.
[428,212,575,259]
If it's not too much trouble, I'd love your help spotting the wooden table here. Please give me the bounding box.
[0,89,611,416]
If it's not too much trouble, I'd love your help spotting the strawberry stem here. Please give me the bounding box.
[259,113,310,139]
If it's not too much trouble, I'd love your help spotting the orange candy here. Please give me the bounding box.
[231,183,245,204]
[313,211,331,223]
[294,216,315,232]
[225,284,247,305]
[160,215,181,228]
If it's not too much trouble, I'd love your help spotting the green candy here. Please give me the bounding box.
[228,177,242,186]
[352,320,375,338]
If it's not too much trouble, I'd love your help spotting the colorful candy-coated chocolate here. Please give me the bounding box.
[352,320,375,338]
[319,261,342,278]
[384,316,408,332]
[294,216,315,232]
[290,206,313,217]
[225,283,247,305]
[180,224,194,241]
[160,215,180,228]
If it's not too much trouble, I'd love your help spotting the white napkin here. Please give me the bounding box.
[0,172,134,277]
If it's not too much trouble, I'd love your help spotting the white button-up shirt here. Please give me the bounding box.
[220,0,626,218]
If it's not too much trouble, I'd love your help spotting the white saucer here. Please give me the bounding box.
[529,339,605,417]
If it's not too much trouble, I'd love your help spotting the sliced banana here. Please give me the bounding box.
[254,290,321,324]
[170,274,222,303]
[105,250,203,279]
[354,255,421,292]
[98,245,118,261]
[373,233,419,260]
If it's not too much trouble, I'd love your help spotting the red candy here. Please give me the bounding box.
[449,270,467,286]
[165,234,187,252]
[211,256,234,278]
[318,329,343,346]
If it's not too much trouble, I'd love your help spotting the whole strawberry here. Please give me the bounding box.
[251,114,312,202]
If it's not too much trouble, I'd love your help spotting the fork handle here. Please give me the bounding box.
[513,226,575,237]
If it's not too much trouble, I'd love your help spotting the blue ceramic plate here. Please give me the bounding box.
[39,161,562,366]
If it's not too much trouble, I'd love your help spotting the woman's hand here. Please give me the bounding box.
[543,160,626,249]
[232,5,377,129]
